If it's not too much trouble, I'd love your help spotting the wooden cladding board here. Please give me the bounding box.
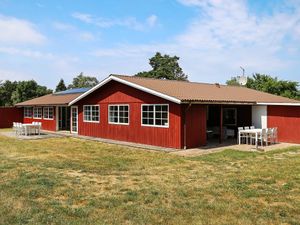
[0,107,23,128]
[23,107,57,131]
[76,81,182,149]
[268,106,300,144]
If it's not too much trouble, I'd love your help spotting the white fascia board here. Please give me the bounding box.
[69,76,181,106]
[257,102,300,106]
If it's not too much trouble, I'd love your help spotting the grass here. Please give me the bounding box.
[0,132,299,225]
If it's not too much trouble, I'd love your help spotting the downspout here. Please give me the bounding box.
[184,102,192,149]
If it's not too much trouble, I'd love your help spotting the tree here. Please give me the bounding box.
[226,73,300,100]
[11,80,52,105]
[55,79,67,92]
[68,72,99,89]
[0,80,18,106]
[135,52,188,81]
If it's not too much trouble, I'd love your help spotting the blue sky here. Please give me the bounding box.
[0,0,300,89]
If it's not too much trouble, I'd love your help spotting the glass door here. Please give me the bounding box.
[71,106,78,133]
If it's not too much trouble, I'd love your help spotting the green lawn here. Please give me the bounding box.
[0,133,300,225]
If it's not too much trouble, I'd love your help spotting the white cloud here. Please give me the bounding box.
[146,15,158,27]
[52,21,75,31]
[0,47,54,59]
[72,12,158,31]
[89,0,300,83]
[79,32,95,41]
[0,14,46,44]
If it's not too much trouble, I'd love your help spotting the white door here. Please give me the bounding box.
[71,106,78,133]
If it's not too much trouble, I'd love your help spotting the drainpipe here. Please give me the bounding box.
[184,102,192,149]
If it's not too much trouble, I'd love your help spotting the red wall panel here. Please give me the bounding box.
[23,107,57,131]
[267,106,300,144]
[0,107,23,128]
[183,104,207,149]
[76,81,183,149]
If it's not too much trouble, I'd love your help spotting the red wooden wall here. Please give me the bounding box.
[23,107,57,131]
[0,107,23,128]
[76,81,183,149]
[183,104,207,149]
[267,106,300,144]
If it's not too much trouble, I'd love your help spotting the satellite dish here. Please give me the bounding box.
[237,75,247,85]
[237,66,247,85]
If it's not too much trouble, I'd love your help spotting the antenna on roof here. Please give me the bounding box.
[237,66,247,86]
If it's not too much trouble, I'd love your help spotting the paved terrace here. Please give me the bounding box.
[1,130,299,156]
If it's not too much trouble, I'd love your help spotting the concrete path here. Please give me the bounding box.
[171,142,300,157]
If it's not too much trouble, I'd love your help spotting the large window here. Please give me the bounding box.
[33,107,42,119]
[142,104,169,127]
[83,105,100,122]
[24,107,32,118]
[108,105,129,125]
[43,107,54,120]
[223,108,237,126]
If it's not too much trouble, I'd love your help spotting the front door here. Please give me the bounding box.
[71,106,78,133]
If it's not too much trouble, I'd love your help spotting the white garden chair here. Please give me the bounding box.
[251,128,267,147]
[238,127,248,144]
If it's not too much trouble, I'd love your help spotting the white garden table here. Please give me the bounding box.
[22,123,41,136]
[238,128,263,149]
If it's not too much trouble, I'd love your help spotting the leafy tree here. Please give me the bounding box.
[135,52,188,81]
[0,80,18,106]
[68,72,99,89]
[55,79,67,92]
[226,73,300,100]
[11,80,52,105]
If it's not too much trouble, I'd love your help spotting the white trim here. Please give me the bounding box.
[141,104,169,128]
[71,106,78,133]
[55,106,59,131]
[33,107,42,119]
[83,105,100,123]
[108,104,130,125]
[68,76,181,106]
[43,106,54,120]
[257,102,300,106]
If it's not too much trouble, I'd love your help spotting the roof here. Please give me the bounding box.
[16,88,88,106]
[53,88,90,95]
[69,75,300,106]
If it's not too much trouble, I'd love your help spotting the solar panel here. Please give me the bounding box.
[54,88,90,95]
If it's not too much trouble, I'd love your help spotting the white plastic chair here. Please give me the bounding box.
[252,128,267,147]
[238,127,248,144]
[13,122,17,134]
[250,126,255,129]
[271,127,278,144]
[16,123,25,136]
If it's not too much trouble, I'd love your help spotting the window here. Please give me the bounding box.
[43,107,54,120]
[83,105,100,122]
[33,107,42,119]
[24,107,32,118]
[108,105,129,125]
[142,104,169,127]
[223,108,237,126]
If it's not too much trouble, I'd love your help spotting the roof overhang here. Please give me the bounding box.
[256,102,300,106]
[68,75,182,106]
[181,101,255,105]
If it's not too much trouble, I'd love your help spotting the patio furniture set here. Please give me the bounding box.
[13,122,42,136]
[238,126,278,149]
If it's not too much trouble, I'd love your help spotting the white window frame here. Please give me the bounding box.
[141,104,169,128]
[83,105,100,123]
[24,107,32,118]
[43,107,54,120]
[108,104,130,125]
[33,107,42,119]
